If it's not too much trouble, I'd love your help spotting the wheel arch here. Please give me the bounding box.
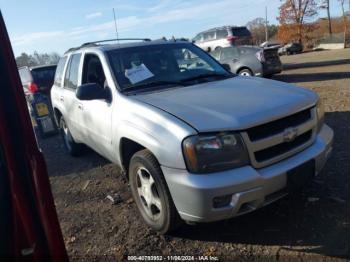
[53,107,62,126]
[237,66,253,75]
[119,137,151,178]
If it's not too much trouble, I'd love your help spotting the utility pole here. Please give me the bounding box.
[265,6,269,42]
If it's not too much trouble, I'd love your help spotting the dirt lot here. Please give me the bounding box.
[43,49,350,261]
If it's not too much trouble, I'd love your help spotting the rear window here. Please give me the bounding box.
[230,27,251,37]
[54,57,67,86]
[31,66,57,86]
[18,67,31,84]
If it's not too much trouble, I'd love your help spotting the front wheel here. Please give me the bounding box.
[129,149,181,234]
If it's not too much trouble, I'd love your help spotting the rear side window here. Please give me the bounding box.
[54,57,67,86]
[216,29,228,39]
[64,54,81,89]
[221,47,239,60]
[18,68,31,84]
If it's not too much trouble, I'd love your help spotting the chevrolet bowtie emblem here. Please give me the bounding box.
[283,127,298,142]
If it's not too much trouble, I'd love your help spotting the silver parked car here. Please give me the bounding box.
[211,46,282,77]
[193,26,252,52]
[51,39,333,233]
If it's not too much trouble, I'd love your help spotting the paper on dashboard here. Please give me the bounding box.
[125,64,154,84]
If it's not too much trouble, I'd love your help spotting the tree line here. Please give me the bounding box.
[16,51,61,68]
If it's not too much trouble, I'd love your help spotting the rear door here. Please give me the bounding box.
[51,56,67,118]
[61,53,84,142]
[219,47,240,73]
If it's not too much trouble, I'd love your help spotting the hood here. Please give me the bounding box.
[132,77,318,132]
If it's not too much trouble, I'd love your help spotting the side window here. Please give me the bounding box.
[82,54,106,88]
[221,47,239,60]
[18,68,31,84]
[203,31,215,41]
[216,29,228,39]
[54,57,67,86]
[64,53,81,89]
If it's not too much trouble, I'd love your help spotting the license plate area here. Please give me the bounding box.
[287,160,315,192]
[35,103,49,117]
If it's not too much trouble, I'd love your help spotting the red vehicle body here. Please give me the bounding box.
[0,11,68,261]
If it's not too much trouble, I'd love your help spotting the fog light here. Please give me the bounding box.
[213,194,232,208]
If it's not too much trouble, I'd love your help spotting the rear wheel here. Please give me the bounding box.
[59,117,84,156]
[214,46,222,51]
[238,68,253,77]
[129,149,181,234]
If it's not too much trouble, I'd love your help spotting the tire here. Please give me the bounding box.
[214,46,222,51]
[238,68,253,77]
[59,116,84,156]
[129,149,181,234]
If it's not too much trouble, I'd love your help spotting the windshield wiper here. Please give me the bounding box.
[123,80,185,92]
[180,73,232,83]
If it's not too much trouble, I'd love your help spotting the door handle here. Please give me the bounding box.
[78,104,84,110]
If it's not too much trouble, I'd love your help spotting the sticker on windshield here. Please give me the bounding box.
[125,63,154,84]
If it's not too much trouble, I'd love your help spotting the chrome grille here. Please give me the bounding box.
[241,107,317,168]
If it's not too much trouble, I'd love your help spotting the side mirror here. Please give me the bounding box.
[221,63,231,72]
[76,83,111,102]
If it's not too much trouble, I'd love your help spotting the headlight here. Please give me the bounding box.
[182,133,249,174]
[316,99,325,132]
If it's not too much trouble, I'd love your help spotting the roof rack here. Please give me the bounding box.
[64,38,151,54]
[82,38,151,46]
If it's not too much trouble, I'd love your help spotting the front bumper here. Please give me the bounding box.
[162,124,333,222]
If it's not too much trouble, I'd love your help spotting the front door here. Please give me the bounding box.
[78,53,113,158]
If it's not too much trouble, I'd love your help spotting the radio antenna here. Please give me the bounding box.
[112,8,119,44]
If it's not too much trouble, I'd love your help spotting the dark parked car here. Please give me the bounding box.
[18,64,57,97]
[211,45,282,77]
[278,43,303,56]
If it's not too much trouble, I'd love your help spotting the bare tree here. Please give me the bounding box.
[278,0,319,43]
[339,0,348,46]
[320,0,332,35]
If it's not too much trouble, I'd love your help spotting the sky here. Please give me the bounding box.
[0,0,344,56]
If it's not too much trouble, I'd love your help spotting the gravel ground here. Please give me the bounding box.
[43,49,350,261]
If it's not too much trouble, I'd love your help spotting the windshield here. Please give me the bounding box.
[107,43,231,92]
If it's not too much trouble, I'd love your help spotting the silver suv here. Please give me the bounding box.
[193,26,252,52]
[51,39,333,233]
